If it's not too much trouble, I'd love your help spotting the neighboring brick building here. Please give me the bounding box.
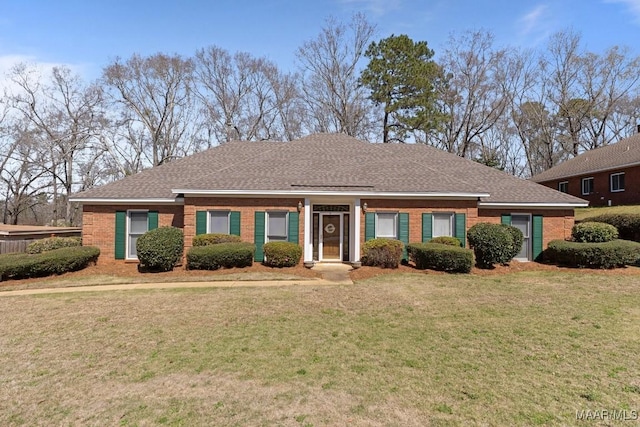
[531,132,640,207]
[70,133,587,264]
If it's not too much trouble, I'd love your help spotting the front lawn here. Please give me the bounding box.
[1,272,639,425]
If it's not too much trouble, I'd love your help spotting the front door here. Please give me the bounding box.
[321,214,341,260]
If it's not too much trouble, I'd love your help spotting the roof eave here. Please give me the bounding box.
[478,201,589,209]
[171,188,490,199]
[532,161,640,183]
[68,197,183,205]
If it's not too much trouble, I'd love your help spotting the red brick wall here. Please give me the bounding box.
[538,165,640,206]
[477,208,574,248]
[359,199,478,247]
[82,205,184,262]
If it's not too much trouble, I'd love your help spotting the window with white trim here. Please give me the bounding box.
[267,211,288,242]
[581,177,594,195]
[610,172,625,192]
[433,213,454,237]
[376,212,397,238]
[209,211,230,233]
[127,210,148,259]
[558,181,568,193]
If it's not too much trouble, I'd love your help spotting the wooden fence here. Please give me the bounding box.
[0,240,30,254]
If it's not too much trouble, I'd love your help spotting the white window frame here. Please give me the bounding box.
[610,172,625,192]
[126,209,149,260]
[266,211,289,242]
[581,177,594,195]
[208,210,230,234]
[375,212,398,239]
[558,181,568,193]
[432,212,454,238]
[511,213,532,261]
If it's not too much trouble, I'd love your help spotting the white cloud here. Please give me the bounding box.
[0,54,88,95]
[605,0,640,23]
[338,0,402,16]
[518,4,549,36]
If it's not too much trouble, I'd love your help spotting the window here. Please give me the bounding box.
[209,211,230,234]
[610,172,625,192]
[558,181,568,193]
[376,212,397,238]
[581,177,594,195]
[433,213,454,237]
[127,211,148,259]
[267,211,288,242]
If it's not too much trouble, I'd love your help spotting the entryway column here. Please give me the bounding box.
[353,199,361,262]
[303,198,312,262]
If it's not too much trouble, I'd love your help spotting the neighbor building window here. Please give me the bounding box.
[127,210,148,259]
[433,213,454,237]
[581,177,594,195]
[376,212,398,238]
[610,172,625,192]
[558,181,568,193]
[209,211,230,234]
[267,211,288,242]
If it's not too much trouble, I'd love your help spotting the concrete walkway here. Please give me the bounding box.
[0,263,355,297]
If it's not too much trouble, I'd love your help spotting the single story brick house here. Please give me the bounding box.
[531,132,640,207]
[70,133,587,264]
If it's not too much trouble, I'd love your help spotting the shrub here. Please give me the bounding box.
[572,221,619,243]
[361,238,404,268]
[407,242,473,273]
[501,224,524,260]
[187,242,255,270]
[428,236,461,247]
[263,241,302,267]
[0,246,100,281]
[581,213,640,242]
[467,223,514,268]
[26,236,81,254]
[136,227,184,272]
[544,239,640,269]
[192,233,242,246]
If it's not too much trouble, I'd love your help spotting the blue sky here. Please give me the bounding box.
[1,0,639,81]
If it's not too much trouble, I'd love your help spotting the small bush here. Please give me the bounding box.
[136,227,184,272]
[0,246,100,280]
[26,236,81,254]
[572,221,619,243]
[407,242,473,273]
[192,233,242,246]
[428,236,461,247]
[361,238,404,268]
[501,224,524,260]
[581,213,640,242]
[263,241,303,267]
[187,242,255,270]
[544,239,640,269]
[467,223,514,268]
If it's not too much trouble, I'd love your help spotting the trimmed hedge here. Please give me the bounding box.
[361,238,404,268]
[428,236,461,247]
[544,239,640,269]
[581,213,640,242]
[187,242,255,270]
[407,242,473,273]
[572,222,618,243]
[26,236,81,254]
[192,233,242,246]
[502,224,524,260]
[263,242,302,267]
[136,227,184,272]
[0,246,100,281]
[467,223,515,268]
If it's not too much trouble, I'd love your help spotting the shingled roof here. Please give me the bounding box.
[71,133,586,206]
[531,133,640,183]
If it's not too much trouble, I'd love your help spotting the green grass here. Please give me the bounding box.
[576,204,640,221]
[1,272,639,425]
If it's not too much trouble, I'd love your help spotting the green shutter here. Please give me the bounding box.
[398,213,409,260]
[148,211,159,230]
[230,211,241,236]
[532,215,543,261]
[254,211,266,262]
[422,213,433,242]
[288,211,299,244]
[195,211,207,235]
[455,213,466,248]
[501,214,511,225]
[365,212,376,241]
[115,211,126,260]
